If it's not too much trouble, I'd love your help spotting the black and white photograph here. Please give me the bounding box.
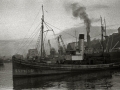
[0,0,120,90]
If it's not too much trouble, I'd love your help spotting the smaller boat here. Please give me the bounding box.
[0,58,3,65]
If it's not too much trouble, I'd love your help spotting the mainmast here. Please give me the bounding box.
[41,5,44,58]
[104,18,109,52]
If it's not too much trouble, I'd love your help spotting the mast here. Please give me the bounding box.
[104,18,108,52]
[100,16,104,54]
[41,5,44,58]
[104,18,107,36]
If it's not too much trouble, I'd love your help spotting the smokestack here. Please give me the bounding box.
[86,26,90,48]
[87,34,90,48]
[79,34,84,58]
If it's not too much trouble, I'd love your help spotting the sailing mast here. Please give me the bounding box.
[100,16,104,54]
[104,18,108,52]
[41,5,44,59]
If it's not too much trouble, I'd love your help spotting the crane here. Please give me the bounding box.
[48,40,52,50]
[57,36,63,55]
[59,35,66,53]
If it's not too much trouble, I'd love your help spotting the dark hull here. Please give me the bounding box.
[12,59,120,77]
[0,59,3,65]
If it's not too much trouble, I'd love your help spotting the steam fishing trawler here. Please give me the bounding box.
[12,6,120,77]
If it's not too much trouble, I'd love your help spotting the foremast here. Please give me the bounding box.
[40,5,44,59]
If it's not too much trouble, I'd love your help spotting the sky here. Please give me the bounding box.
[0,0,120,40]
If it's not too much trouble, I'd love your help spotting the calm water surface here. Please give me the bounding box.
[0,63,120,90]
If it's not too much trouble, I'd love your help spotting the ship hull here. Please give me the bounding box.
[12,59,120,77]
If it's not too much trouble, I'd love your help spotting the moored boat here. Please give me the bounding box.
[12,6,120,78]
[0,58,3,65]
[12,58,120,77]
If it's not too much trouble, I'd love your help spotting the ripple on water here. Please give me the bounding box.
[1,63,120,90]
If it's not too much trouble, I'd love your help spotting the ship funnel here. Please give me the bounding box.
[79,34,84,57]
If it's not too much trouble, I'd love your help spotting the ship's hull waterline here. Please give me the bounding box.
[12,59,120,77]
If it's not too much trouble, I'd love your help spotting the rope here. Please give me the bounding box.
[15,7,41,52]
[45,22,77,38]
[16,23,41,53]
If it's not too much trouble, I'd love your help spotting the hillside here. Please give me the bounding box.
[0,26,118,57]
[58,26,117,43]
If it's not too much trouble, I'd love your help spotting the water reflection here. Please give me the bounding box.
[0,64,4,70]
[13,70,119,90]
[0,63,13,89]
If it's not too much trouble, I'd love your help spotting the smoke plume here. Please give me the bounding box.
[64,2,91,47]
[65,3,91,34]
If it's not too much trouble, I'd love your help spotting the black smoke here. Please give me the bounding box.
[65,3,91,34]
[64,2,91,47]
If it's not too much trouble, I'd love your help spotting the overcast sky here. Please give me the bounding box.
[0,0,120,40]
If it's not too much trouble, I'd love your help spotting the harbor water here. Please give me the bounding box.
[1,63,120,90]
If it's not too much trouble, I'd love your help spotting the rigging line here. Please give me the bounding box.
[15,23,40,50]
[44,22,51,33]
[44,21,53,31]
[20,28,40,53]
[22,28,40,53]
[24,29,40,53]
[15,21,41,53]
[16,22,41,50]
[108,33,120,51]
[44,22,57,43]
[110,41,119,52]
[44,22,52,33]
[45,21,78,48]
[44,22,55,38]
[17,30,39,54]
[45,22,103,43]
[44,22,49,30]
[22,6,41,37]
[45,22,77,38]
[26,33,37,54]
[44,22,56,36]
[16,25,41,53]
[44,22,58,45]
[44,22,56,42]
[15,7,41,50]
[16,30,39,54]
